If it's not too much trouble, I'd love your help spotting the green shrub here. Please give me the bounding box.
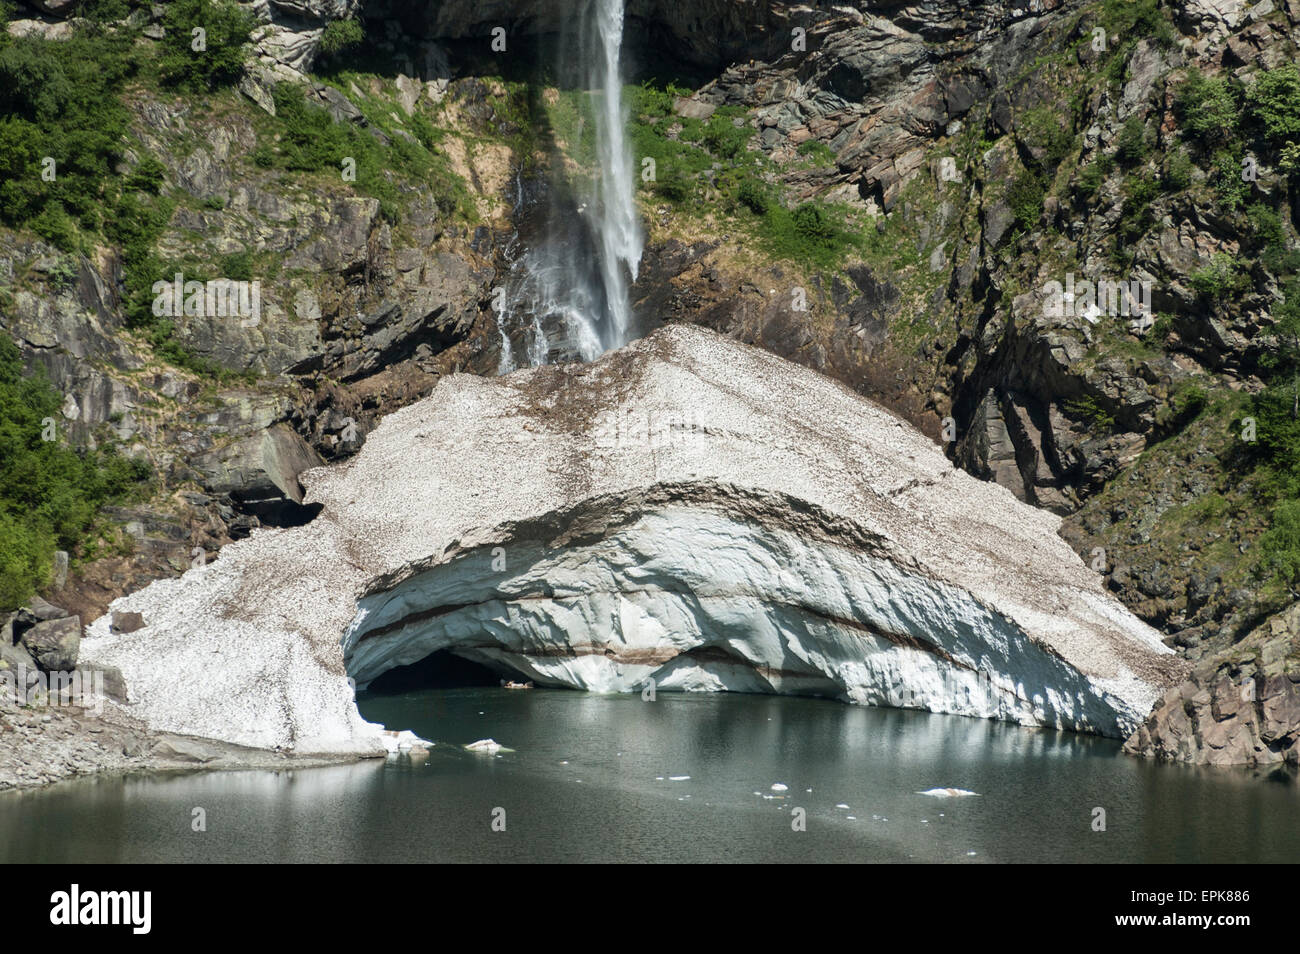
[735,176,771,215]
[30,204,81,251]
[1064,395,1115,433]
[1189,253,1249,300]
[1175,70,1241,147]
[791,203,835,244]
[1120,171,1158,241]
[1100,0,1174,45]
[0,334,151,610]
[1210,149,1251,212]
[1245,65,1300,151]
[158,0,255,91]
[73,0,140,22]
[219,249,254,281]
[796,139,837,166]
[701,111,752,160]
[1163,147,1194,191]
[318,19,364,58]
[1171,383,1208,419]
[1077,155,1113,200]
[124,155,166,194]
[1261,499,1300,586]
[0,32,139,240]
[1115,115,1150,166]
[1008,174,1046,231]
[1151,312,1175,340]
[1019,107,1073,170]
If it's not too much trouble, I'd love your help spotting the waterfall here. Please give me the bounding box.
[498,0,643,369]
[589,0,642,351]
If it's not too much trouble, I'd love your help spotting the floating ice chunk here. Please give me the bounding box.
[846,815,856,820]
[669,775,690,781]
[465,738,505,754]
[836,803,850,809]
[917,787,979,797]
[770,783,788,792]
[381,729,431,754]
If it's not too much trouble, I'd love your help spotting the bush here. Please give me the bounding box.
[1077,155,1113,200]
[1189,253,1249,300]
[124,155,166,194]
[792,203,835,244]
[1245,65,1300,151]
[1008,174,1046,231]
[158,0,255,91]
[1172,383,1208,419]
[1019,107,1073,170]
[1120,171,1159,241]
[219,249,254,281]
[796,139,837,166]
[318,19,364,58]
[735,176,771,215]
[1210,148,1251,212]
[1261,499,1300,586]
[1163,147,1194,191]
[702,113,752,160]
[1115,115,1150,166]
[0,334,151,610]
[1175,70,1241,147]
[1064,395,1115,433]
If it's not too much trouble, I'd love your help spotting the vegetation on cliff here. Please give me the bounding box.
[0,336,150,610]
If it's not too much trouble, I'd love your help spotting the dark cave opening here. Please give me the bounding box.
[363,649,515,693]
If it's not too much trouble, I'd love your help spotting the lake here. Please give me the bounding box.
[2,687,1296,863]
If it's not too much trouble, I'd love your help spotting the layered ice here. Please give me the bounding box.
[80,325,1186,754]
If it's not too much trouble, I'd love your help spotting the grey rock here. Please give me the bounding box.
[20,616,82,672]
[111,610,146,634]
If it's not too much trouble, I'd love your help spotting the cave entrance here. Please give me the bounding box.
[361,649,517,694]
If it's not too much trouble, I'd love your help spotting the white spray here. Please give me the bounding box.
[499,0,643,368]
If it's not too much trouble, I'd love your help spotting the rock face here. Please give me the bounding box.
[1125,601,1300,766]
[81,326,1184,754]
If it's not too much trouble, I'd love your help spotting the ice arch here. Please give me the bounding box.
[82,326,1186,756]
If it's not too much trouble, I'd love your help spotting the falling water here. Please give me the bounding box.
[498,0,643,369]
[588,0,643,350]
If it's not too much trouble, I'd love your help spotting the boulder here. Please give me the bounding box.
[0,636,40,692]
[20,615,81,672]
[111,610,146,634]
[192,422,324,522]
[78,663,129,703]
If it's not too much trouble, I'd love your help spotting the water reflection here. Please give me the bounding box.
[2,690,1295,863]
